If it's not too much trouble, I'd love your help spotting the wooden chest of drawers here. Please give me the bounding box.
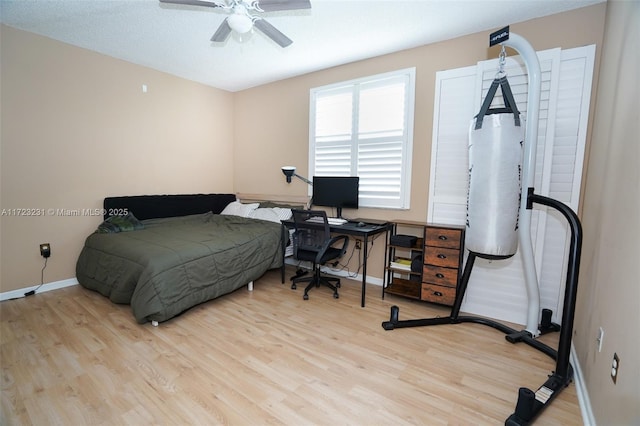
[421,224,465,306]
[384,221,464,307]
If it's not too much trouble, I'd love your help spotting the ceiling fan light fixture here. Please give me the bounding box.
[159,0,311,47]
[228,12,253,34]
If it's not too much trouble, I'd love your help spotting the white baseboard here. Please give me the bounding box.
[571,343,595,426]
[284,258,384,286]
[0,277,79,301]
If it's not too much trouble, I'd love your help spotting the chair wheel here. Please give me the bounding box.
[333,292,339,299]
[303,294,309,300]
[291,283,297,290]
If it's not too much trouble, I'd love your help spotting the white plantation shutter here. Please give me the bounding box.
[429,65,477,224]
[428,45,595,325]
[314,86,353,176]
[310,68,415,209]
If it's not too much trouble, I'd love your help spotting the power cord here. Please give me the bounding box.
[24,257,47,297]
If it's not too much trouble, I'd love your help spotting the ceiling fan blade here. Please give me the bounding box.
[159,0,224,8]
[253,19,293,47]
[211,18,232,42]
[254,0,311,12]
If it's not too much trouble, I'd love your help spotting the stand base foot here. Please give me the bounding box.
[539,308,561,335]
[381,305,574,425]
[505,372,573,425]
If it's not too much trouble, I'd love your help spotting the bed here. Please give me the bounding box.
[75,193,294,324]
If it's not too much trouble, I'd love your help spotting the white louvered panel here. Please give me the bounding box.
[536,52,560,199]
[538,47,595,321]
[551,48,595,209]
[358,140,403,206]
[431,202,467,225]
[433,142,468,198]
[529,208,543,248]
[428,66,476,221]
[314,142,352,176]
[462,255,529,325]
[429,46,594,326]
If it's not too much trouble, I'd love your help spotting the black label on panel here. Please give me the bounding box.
[489,26,510,46]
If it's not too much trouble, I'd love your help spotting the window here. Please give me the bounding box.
[309,68,415,210]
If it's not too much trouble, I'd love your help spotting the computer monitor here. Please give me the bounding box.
[312,176,359,219]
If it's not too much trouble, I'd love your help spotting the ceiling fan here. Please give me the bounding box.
[159,0,311,47]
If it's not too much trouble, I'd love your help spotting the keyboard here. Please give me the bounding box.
[305,217,348,225]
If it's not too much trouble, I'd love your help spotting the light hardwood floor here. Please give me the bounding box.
[1,267,582,425]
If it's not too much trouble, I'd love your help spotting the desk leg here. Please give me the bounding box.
[281,225,286,284]
[361,234,368,307]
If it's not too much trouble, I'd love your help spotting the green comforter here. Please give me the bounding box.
[76,212,283,323]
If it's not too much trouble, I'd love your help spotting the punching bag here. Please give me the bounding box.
[466,76,524,258]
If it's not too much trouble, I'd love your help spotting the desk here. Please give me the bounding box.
[282,219,391,307]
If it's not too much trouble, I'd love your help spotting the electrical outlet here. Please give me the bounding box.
[40,243,51,258]
[596,327,604,352]
[355,240,361,250]
[611,353,620,384]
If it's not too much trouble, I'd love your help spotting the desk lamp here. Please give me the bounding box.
[281,166,312,185]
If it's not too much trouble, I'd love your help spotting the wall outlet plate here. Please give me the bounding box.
[611,352,620,384]
[40,243,51,258]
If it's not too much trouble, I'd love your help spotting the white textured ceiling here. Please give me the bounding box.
[0,0,604,92]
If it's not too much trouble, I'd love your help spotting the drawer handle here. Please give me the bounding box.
[438,235,448,240]
[437,254,447,259]
[435,273,444,279]
[433,291,443,297]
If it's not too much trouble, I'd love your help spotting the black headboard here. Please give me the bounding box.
[103,193,237,220]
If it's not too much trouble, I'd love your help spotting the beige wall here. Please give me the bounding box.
[0,25,235,292]
[575,1,640,424]
[233,4,607,283]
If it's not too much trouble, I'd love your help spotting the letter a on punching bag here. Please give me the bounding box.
[466,77,524,258]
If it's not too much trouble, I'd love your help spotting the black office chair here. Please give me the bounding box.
[290,209,349,300]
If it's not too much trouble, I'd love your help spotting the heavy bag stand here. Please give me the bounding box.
[381,28,583,425]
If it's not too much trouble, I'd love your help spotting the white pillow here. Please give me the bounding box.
[247,207,292,223]
[249,208,281,223]
[220,201,259,218]
[272,207,292,221]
